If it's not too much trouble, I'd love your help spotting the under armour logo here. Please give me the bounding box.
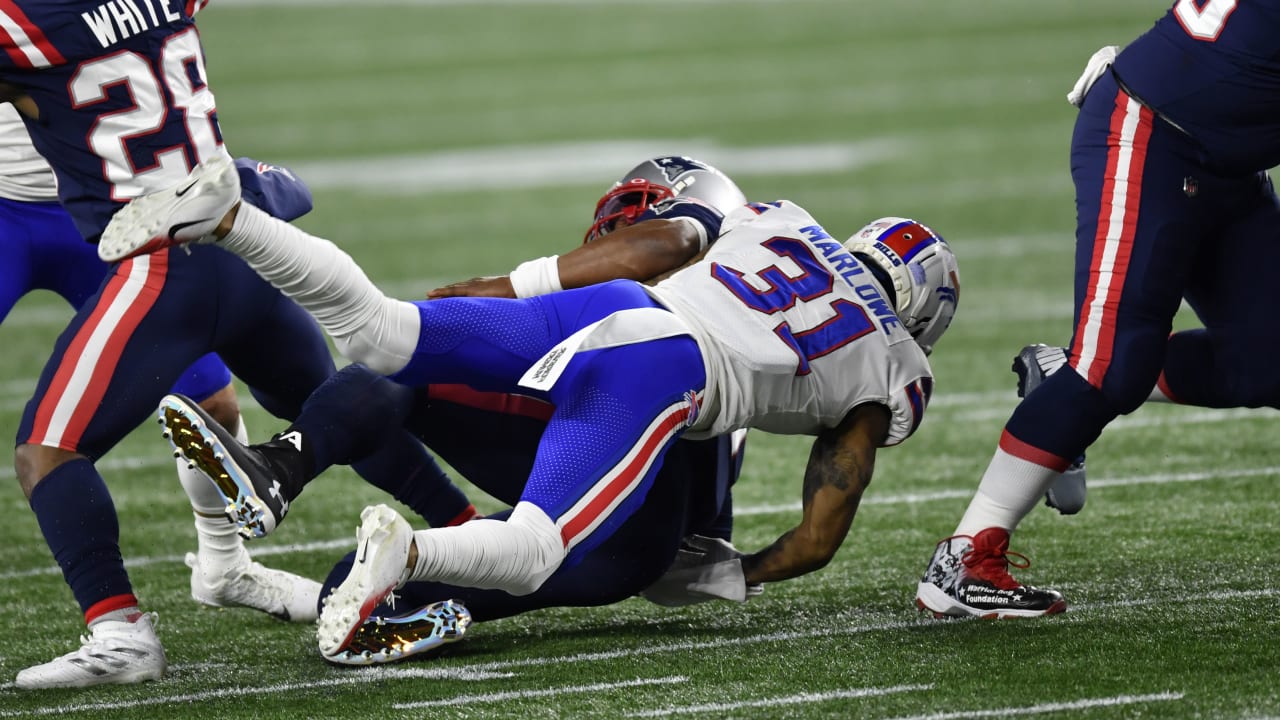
[269,479,290,515]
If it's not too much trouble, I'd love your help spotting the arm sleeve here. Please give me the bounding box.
[636,198,725,251]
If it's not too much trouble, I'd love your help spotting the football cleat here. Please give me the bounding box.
[317,504,415,658]
[15,613,166,689]
[323,600,471,666]
[1013,344,1088,514]
[915,528,1066,619]
[159,393,298,539]
[186,551,322,623]
[98,153,241,263]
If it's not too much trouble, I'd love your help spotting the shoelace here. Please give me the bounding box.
[961,546,1031,590]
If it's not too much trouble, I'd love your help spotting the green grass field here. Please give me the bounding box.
[2,1,1278,717]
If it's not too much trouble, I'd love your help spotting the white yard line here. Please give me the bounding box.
[626,684,932,717]
[4,589,1268,717]
[3,464,1276,580]
[285,139,903,195]
[0,668,511,717]
[873,692,1184,720]
[394,676,688,709]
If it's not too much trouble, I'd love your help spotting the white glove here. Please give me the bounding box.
[640,535,764,607]
[1067,45,1119,108]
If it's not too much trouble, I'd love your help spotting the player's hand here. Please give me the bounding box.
[426,276,516,299]
[640,535,763,607]
[1067,45,1119,107]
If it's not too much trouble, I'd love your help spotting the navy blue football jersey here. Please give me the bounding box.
[0,0,224,240]
[1113,0,1280,173]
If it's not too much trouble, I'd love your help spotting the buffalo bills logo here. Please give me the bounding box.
[684,389,702,427]
[652,156,711,183]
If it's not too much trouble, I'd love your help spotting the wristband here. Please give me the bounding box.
[508,255,563,298]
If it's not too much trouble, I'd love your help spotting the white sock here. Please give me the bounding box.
[179,414,250,571]
[954,445,1056,537]
[408,502,565,596]
[218,203,419,374]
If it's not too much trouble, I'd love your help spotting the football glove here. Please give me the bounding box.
[640,535,764,607]
[1067,45,1119,108]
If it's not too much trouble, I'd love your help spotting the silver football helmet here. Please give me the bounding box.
[844,217,959,355]
[585,156,747,241]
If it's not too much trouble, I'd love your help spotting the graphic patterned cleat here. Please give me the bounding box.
[324,600,471,666]
[1013,344,1088,514]
[915,528,1067,619]
[158,393,294,539]
[187,552,322,623]
[15,613,167,689]
[317,504,415,658]
[98,153,241,263]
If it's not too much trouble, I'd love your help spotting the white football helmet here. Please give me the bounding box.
[585,156,747,241]
[844,217,959,355]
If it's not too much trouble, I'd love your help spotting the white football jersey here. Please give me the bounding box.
[646,201,934,445]
[0,104,57,202]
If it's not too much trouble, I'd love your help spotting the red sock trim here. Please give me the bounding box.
[446,504,480,527]
[84,594,139,625]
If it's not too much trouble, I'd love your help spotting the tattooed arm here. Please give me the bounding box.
[740,402,890,584]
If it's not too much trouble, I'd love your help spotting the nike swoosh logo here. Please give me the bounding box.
[357,538,370,564]
[175,179,199,197]
[168,218,213,240]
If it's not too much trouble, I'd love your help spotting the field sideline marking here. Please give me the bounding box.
[6,589,1268,717]
[625,684,932,717]
[393,675,687,709]
[2,464,1276,581]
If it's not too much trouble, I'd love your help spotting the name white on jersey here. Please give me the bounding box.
[646,201,933,444]
[81,0,182,49]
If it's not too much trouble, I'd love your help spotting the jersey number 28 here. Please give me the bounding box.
[69,27,220,200]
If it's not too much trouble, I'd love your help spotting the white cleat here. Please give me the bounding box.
[15,613,166,689]
[98,153,240,263]
[187,552,321,623]
[317,504,414,658]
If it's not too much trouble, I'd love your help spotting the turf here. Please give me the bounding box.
[1,1,1277,718]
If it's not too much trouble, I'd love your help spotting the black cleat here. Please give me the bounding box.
[159,394,301,539]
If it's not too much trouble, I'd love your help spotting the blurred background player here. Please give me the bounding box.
[915,0,1280,619]
[158,157,754,662]
[106,152,958,663]
[0,1,476,689]
[0,104,324,624]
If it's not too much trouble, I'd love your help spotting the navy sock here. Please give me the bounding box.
[353,432,478,527]
[290,363,476,527]
[29,458,134,618]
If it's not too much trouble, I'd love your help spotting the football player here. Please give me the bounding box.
[0,1,476,689]
[0,105,324,624]
[104,150,959,664]
[916,0,1280,619]
[155,156,753,662]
